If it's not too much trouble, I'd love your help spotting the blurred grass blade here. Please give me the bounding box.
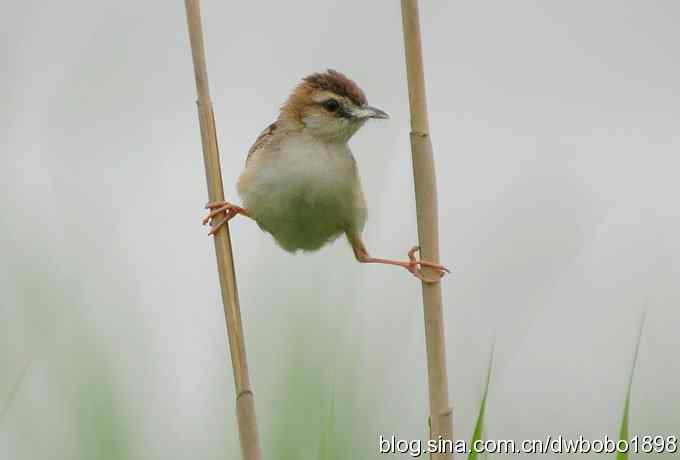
[617,398,630,460]
[468,347,494,460]
[0,361,30,424]
[616,310,646,460]
[318,385,336,460]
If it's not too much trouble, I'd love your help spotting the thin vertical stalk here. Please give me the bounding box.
[400,1,454,458]
[183,2,261,460]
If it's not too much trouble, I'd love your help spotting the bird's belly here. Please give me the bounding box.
[239,157,355,252]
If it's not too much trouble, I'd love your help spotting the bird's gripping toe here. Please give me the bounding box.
[405,246,450,283]
[202,201,250,235]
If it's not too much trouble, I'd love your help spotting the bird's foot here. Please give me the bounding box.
[358,246,450,283]
[405,246,450,283]
[202,201,250,235]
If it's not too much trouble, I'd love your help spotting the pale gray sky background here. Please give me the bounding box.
[2,1,679,459]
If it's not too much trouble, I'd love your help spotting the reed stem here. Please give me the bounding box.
[400,1,454,458]
[183,2,261,459]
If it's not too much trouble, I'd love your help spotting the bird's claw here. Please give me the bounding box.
[202,201,248,235]
[406,246,450,283]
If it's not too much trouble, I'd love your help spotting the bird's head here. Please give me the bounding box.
[279,69,389,142]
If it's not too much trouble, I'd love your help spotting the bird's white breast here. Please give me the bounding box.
[238,134,365,252]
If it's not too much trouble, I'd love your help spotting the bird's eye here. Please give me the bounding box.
[322,99,340,112]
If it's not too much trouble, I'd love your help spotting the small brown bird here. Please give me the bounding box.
[203,69,448,281]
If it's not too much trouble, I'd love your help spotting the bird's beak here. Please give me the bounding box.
[353,105,390,120]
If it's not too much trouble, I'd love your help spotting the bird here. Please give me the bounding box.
[202,69,448,282]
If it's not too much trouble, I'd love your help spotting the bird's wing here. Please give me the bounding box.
[246,122,278,164]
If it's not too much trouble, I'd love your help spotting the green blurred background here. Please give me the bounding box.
[2,1,679,458]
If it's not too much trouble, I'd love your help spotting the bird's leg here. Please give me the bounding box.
[348,233,450,283]
[202,201,251,235]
